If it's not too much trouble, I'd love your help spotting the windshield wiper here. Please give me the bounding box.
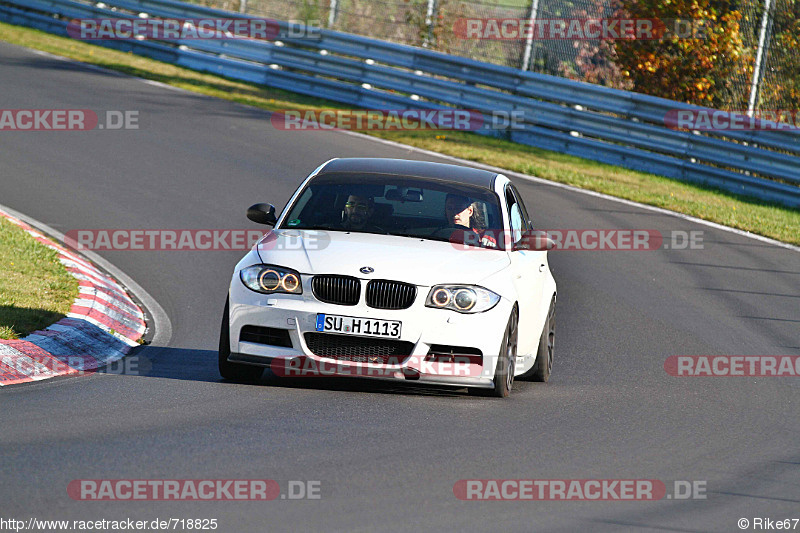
[386,232,450,243]
[286,224,341,231]
[288,225,392,236]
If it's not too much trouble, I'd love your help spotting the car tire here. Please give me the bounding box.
[219,298,263,382]
[469,306,518,398]
[526,296,555,383]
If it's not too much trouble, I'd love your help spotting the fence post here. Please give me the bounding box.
[521,0,540,70]
[328,0,338,27]
[747,0,773,116]
[423,0,437,47]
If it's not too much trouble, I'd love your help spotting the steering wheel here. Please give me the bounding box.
[430,224,471,240]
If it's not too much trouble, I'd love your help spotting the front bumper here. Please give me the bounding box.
[228,274,512,389]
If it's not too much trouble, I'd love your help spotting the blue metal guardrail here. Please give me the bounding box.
[2,0,799,208]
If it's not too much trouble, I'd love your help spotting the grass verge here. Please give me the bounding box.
[0,21,798,245]
[0,216,78,339]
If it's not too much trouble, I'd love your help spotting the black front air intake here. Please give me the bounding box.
[239,326,292,348]
[304,332,413,363]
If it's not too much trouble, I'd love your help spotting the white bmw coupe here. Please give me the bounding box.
[220,158,556,397]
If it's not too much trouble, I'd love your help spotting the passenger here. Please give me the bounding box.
[444,194,497,248]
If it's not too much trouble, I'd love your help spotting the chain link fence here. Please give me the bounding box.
[188,0,799,112]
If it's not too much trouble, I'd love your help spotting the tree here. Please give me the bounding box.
[613,0,751,107]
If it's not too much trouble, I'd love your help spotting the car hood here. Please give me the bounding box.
[256,229,509,286]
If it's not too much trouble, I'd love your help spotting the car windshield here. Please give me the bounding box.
[279,172,503,247]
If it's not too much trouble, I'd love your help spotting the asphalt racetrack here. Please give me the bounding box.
[1,41,798,532]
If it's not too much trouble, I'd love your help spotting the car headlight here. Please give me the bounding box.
[425,285,500,313]
[240,264,303,295]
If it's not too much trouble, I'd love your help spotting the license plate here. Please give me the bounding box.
[315,314,401,339]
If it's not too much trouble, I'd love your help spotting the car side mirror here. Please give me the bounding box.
[247,203,277,226]
[513,230,555,251]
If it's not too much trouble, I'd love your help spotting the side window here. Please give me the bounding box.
[510,204,524,244]
[510,185,533,229]
[505,186,528,246]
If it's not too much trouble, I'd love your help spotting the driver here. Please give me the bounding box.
[342,194,384,233]
[445,194,497,248]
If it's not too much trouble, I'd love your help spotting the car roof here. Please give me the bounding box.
[317,158,498,190]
